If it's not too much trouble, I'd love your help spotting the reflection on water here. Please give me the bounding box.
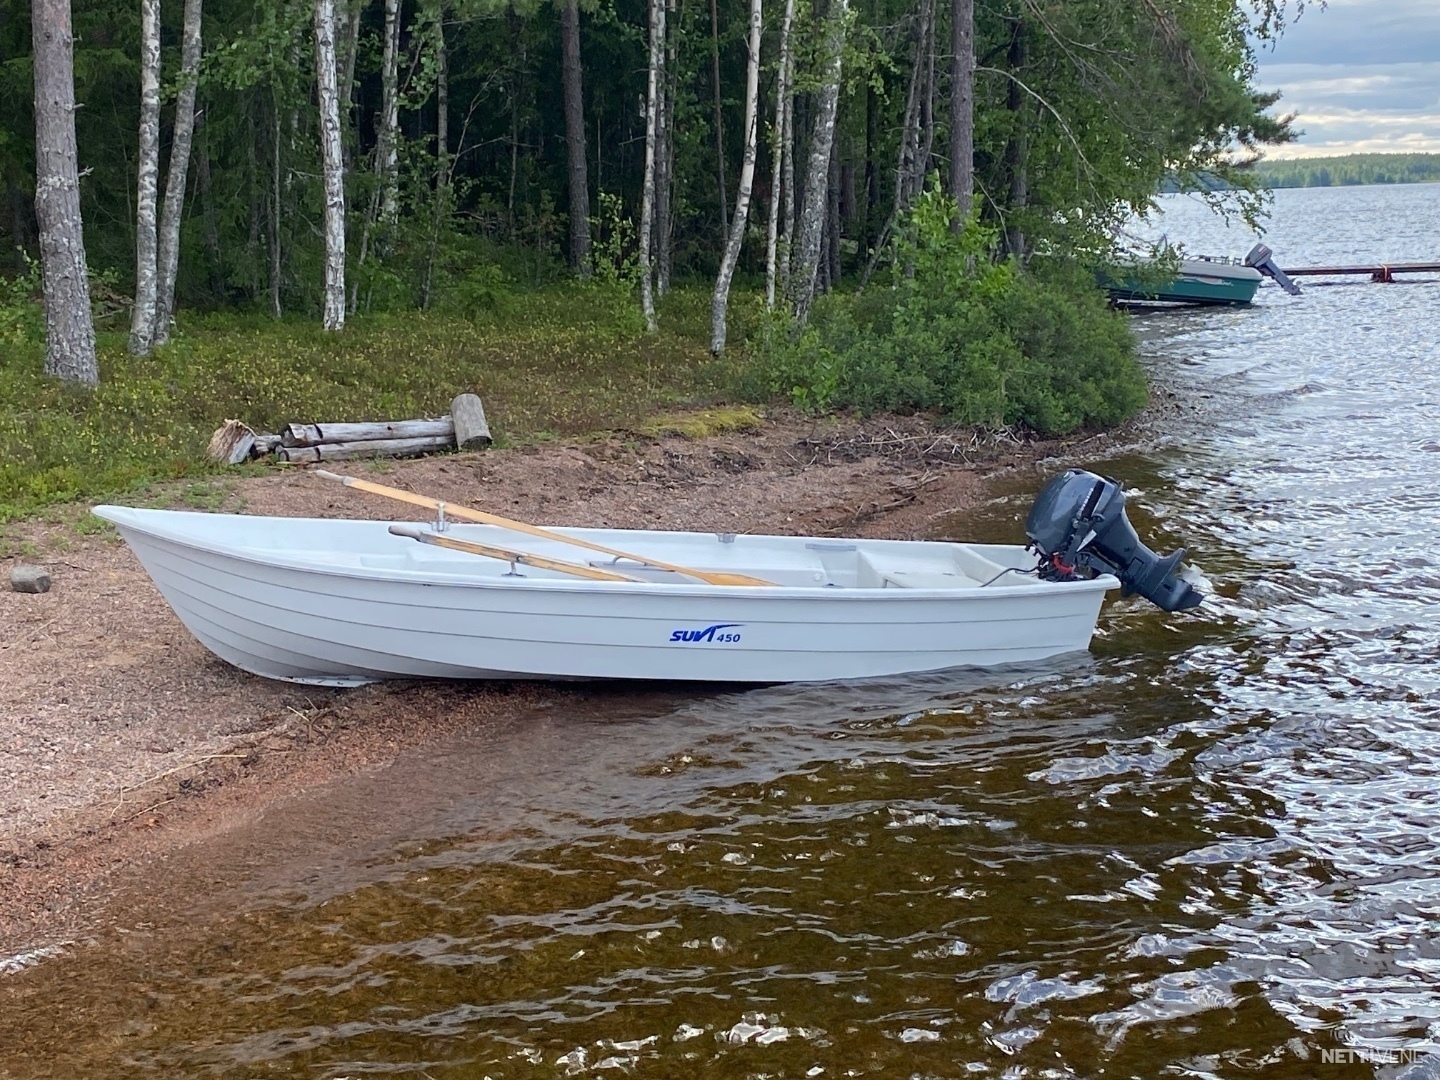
[4,185,1440,1079]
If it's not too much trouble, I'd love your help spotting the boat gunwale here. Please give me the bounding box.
[93,505,1120,602]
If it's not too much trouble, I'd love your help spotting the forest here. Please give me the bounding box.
[0,0,1298,516]
[1250,153,1440,189]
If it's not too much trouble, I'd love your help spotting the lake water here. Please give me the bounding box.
[4,184,1440,1079]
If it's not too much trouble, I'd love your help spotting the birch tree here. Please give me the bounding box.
[559,0,591,276]
[315,0,346,329]
[789,0,846,327]
[31,0,97,384]
[948,0,973,226]
[637,0,664,332]
[154,0,205,347]
[710,0,761,355]
[377,0,402,227]
[763,0,794,309]
[128,0,162,355]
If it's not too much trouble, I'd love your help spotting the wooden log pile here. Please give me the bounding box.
[207,393,490,465]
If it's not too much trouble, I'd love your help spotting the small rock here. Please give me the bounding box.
[11,565,51,594]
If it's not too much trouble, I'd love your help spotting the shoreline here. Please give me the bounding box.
[0,407,1163,958]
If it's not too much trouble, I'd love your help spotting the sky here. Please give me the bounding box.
[1251,0,1440,159]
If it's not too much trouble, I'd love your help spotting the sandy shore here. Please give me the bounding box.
[0,409,1139,955]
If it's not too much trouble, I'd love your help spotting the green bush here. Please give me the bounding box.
[749,190,1147,435]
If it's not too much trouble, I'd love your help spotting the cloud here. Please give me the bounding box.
[1253,5,1440,157]
[1256,0,1440,66]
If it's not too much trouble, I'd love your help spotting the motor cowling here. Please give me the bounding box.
[1025,469,1203,612]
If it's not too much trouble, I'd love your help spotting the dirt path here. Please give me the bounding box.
[0,410,1134,956]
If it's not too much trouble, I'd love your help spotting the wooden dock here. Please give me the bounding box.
[1279,262,1440,283]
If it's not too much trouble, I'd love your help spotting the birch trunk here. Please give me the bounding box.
[31,0,97,384]
[790,0,847,327]
[948,0,973,226]
[128,0,161,355]
[559,0,591,276]
[763,0,794,309]
[315,0,346,330]
[154,0,204,347]
[637,0,664,332]
[378,0,402,227]
[710,0,762,354]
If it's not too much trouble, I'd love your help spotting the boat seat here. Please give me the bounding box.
[878,570,975,590]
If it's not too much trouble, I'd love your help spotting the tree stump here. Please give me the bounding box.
[451,393,492,449]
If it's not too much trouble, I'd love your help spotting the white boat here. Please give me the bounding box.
[92,506,1121,686]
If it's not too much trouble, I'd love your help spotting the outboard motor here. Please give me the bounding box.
[1025,469,1203,612]
[1245,242,1302,296]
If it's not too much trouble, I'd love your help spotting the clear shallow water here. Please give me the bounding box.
[4,184,1440,1079]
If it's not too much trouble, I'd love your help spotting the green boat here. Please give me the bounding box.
[1104,257,1263,307]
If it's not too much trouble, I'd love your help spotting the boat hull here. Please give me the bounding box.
[1105,258,1262,307]
[95,508,1116,686]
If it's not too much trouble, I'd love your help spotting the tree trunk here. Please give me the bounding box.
[637,0,664,332]
[789,0,846,327]
[195,113,224,298]
[710,0,761,354]
[378,0,401,227]
[315,0,346,330]
[154,0,204,347]
[338,0,363,168]
[709,0,727,237]
[655,0,677,297]
[763,0,794,309]
[269,91,282,317]
[948,0,973,227]
[1003,18,1027,258]
[559,0,591,276]
[422,8,449,309]
[826,134,841,287]
[31,0,97,384]
[128,0,161,355]
[7,168,29,269]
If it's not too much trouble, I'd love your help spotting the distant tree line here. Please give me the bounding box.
[1251,153,1440,189]
[2,0,1303,384]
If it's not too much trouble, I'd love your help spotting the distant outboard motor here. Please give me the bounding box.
[1245,242,1302,296]
[1025,470,1203,612]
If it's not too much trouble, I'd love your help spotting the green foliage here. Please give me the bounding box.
[0,259,44,346]
[748,191,1147,435]
[0,287,731,520]
[1251,153,1440,189]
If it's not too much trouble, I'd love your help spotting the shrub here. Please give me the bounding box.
[749,189,1148,435]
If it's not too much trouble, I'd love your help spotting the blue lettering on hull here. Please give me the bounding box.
[669,623,743,644]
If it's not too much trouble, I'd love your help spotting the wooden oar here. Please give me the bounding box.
[388,525,644,582]
[316,469,776,587]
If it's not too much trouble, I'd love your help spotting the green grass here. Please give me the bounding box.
[0,283,741,521]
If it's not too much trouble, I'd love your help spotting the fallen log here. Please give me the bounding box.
[252,433,284,456]
[451,393,492,449]
[282,418,455,447]
[276,435,455,463]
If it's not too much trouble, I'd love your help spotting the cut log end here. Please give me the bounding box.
[207,419,257,465]
[451,393,492,450]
